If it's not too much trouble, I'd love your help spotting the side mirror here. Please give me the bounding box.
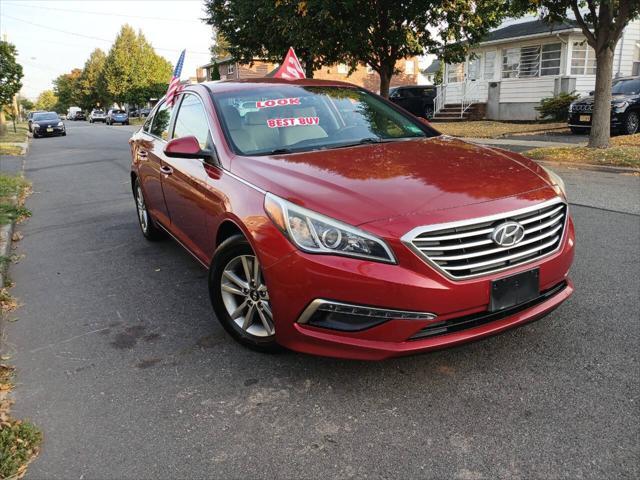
[164,136,216,162]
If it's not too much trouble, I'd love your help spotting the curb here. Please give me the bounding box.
[536,160,640,174]
[0,220,15,289]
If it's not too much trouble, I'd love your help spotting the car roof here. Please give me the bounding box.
[199,77,359,95]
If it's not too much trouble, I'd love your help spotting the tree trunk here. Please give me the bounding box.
[378,69,392,98]
[589,47,615,148]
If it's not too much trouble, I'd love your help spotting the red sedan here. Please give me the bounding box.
[129,78,574,360]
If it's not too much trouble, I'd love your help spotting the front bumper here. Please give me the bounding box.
[33,125,65,136]
[568,111,625,130]
[263,216,575,360]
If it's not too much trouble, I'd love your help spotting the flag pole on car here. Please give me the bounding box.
[166,49,186,106]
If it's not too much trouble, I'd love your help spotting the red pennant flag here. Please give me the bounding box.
[273,47,306,80]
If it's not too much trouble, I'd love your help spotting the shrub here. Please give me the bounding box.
[536,92,580,121]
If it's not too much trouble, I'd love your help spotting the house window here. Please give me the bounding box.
[541,43,562,76]
[227,63,235,75]
[447,63,464,82]
[502,48,520,78]
[337,63,348,74]
[632,44,639,76]
[405,60,414,74]
[467,56,480,80]
[484,51,496,80]
[571,41,596,75]
[519,46,540,77]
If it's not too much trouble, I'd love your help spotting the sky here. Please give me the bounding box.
[0,0,214,99]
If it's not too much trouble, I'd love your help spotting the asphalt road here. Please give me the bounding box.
[3,121,639,479]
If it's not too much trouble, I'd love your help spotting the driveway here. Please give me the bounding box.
[4,122,640,479]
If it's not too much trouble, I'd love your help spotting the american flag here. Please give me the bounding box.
[166,49,186,106]
[273,47,306,80]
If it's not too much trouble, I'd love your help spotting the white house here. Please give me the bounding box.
[436,18,640,121]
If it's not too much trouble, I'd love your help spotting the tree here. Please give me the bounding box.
[79,48,109,110]
[510,1,639,148]
[0,40,23,129]
[204,0,509,97]
[211,29,230,60]
[35,90,58,111]
[203,0,340,78]
[103,25,172,107]
[53,68,83,112]
[19,98,34,112]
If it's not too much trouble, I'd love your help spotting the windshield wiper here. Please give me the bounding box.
[267,148,293,155]
[358,137,382,144]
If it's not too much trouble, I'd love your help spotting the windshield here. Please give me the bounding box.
[93,110,104,114]
[612,78,640,95]
[113,110,125,114]
[33,113,59,121]
[212,86,438,155]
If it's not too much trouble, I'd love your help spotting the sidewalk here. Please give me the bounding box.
[462,136,587,149]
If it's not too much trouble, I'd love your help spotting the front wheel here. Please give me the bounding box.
[134,179,164,241]
[622,111,639,135]
[209,235,279,352]
[424,105,434,119]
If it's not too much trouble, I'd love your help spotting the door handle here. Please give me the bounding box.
[160,165,173,175]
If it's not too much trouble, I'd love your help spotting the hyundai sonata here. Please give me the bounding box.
[129,79,574,360]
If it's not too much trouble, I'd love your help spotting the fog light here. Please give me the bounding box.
[298,299,436,332]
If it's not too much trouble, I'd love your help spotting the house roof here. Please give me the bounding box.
[200,56,235,69]
[423,60,440,74]
[481,19,581,44]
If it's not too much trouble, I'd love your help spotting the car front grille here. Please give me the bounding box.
[572,104,592,113]
[402,198,567,279]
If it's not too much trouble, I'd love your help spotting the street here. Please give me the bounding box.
[5,121,640,478]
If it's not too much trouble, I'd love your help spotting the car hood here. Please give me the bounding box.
[230,136,557,226]
[574,94,635,104]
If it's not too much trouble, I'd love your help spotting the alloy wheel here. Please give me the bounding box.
[135,185,149,233]
[626,112,639,135]
[220,254,274,337]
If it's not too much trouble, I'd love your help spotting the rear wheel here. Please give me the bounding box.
[424,105,434,119]
[209,235,279,352]
[622,111,639,135]
[133,179,164,241]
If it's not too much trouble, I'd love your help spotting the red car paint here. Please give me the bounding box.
[130,79,574,360]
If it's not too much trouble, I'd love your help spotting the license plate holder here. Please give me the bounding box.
[579,114,591,122]
[490,269,539,312]
[46,127,53,132]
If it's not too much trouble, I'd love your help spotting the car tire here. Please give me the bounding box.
[208,235,280,353]
[622,111,639,135]
[62,132,66,136]
[125,121,129,125]
[570,127,589,134]
[133,179,164,241]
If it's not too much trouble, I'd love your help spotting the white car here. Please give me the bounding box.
[89,109,107,123]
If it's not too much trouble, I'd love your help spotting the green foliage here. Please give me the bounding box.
[0,416,42,478]
[536,92,580,121]
[211,30,230,60]
[19,98,34,112]
[34,90,58,112]
[204,0,509,96]
[210,63,221,80]
[53,68,83,112]
[103,25,172,106]
[79,49,109,110]
[0,41,23,107]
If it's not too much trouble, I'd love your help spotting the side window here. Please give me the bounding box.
[150,101,174,140]
[172,94,212,149]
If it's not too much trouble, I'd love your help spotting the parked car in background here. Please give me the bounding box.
[70,110,86,121]
[129,79,574,360]
[568,76,640,135]
[27,110,46,132]
[389,85,437,119]
[129,108,139,117]
[67,106,82,121]
[106,109,129,125]
[139,107,151,117]
[89,109,107,123]
[31,111,66,138]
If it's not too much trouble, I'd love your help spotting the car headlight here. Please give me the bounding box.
[542,166,566,197]
[612,101,629,112]
[57,121,63,126]
[568,102,575,112]
[264,193,396,263]
[32,123,40,129]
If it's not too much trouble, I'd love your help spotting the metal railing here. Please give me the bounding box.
[433,81,482,118]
